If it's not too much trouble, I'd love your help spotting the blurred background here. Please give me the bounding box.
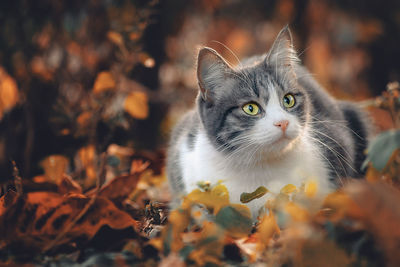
[0,0,399,184]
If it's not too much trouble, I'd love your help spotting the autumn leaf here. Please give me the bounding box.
[0,191,138,254]
[107,31,124,46]
[77,145,97,186]
[58,174,82,195]
[93,71,116,94]
[76,111,92,127]
[183,183,230,215]
[98,172,143,202]
[240,186,268,203]
[40,155,69,183]
[0,67,19,119]
[123,91,149,119]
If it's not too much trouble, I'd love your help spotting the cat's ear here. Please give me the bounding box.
[265,25,299,69]
[197,47,234,101]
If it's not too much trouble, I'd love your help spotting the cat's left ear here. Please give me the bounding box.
[265,25,299,69]
[197,47,234,102]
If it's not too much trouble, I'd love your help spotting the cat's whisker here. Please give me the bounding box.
[308,116,364,140]
[307,141,345,186]
[309,127,353,159]
[307,135,357,176]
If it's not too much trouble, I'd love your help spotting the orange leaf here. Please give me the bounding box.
[40,155,69,183]
[0,67,19,119]
[58,174,82,195]
[107,31,124,46]
[98,172,145,201]
[76,111,92,127]
[256,212,280,250]
[123,91,149,119]
[93,71,116,94]
[0,191,138,253]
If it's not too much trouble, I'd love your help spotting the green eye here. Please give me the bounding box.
[242,103,260,116]
[283,93,296,108]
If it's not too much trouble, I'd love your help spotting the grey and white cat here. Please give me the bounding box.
[167,26,370,216]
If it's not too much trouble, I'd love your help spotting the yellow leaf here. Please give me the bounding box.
[107,31,124,46]
[280,184,297,194]
[183,183,230,214]
[0,67,19,119]
[305,180,318,198]
[93,71,116,94]
[123,91,149,119]
[40,155,69,183]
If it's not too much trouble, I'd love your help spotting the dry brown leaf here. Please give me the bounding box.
[98,166,146,201]
[0,191,138,253]
[93,71,116,94]
[58,174,82,195]
[123,91,149,119]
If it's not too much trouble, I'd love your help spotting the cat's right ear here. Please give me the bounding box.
[197,47,233,102]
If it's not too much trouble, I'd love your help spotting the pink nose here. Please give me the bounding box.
[274,120,289,132]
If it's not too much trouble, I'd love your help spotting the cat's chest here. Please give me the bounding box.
[179,132,332,215]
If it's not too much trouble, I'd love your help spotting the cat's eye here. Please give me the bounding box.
[242,103,260,116]
[283,93,296,108]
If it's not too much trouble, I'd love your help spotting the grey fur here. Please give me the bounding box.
[167,26,370,197]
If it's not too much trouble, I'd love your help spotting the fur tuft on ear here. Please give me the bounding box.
[197,47,233,101]
[265,25,299,69]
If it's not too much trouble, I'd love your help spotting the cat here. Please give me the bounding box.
[166,25,370,217]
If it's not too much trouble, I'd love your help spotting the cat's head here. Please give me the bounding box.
[196,26,310,164]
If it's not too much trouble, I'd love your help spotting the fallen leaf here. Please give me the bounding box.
[240,186,268,203]
[98,172,143,202]
[107,31,124,46]
[0,67,19,119]
[183,184,230,214]
[58,174,82,195]
[40,155,69,183]
[93,71,116,94]
[123,91,149,119]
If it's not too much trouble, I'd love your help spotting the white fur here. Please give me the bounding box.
[178,89,333,217]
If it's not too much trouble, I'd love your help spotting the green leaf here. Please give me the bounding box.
[363,130,400,171]
[215,206,252,238]
[240,186,268,203]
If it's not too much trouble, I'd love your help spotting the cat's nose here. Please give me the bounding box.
[274,120,289,132]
